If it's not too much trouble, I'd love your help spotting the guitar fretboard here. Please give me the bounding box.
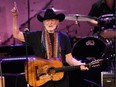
[55,65,81,72]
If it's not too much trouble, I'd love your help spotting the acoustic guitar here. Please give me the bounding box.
[24,57,102,87]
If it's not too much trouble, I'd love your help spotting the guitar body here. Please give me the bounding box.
[25,57,64,87]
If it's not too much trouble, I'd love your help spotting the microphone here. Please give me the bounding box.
[24,28,30,32]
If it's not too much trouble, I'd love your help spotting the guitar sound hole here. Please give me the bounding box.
[48,67,56,75]
[40,73,47,76]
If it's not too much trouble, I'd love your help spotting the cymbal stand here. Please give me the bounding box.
[101,40,115,72]
[75,16,80,27]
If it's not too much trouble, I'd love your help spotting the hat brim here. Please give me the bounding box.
[37,13,65,22]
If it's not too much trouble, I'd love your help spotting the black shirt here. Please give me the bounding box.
[24,30,72,64]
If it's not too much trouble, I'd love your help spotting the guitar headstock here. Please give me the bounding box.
[88,59,103,68]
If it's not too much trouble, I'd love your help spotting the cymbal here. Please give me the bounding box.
[65,14,93,21]
[42,8,66,12]
[51,8,66,12]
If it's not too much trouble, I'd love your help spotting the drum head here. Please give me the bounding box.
[72,36,107,61]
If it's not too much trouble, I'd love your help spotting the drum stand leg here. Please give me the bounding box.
[104,42,115,72]
[84,79,101,87]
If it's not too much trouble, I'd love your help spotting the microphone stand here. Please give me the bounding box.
[27,0,30,31]
[26,0,30,86]
[24,29,29,87]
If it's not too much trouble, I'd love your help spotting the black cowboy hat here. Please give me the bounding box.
[37,9,65,22]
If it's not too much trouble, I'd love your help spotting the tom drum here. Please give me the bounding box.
[98,14,116,39]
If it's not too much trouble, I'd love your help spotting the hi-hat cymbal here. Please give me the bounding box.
[65,14,93,21]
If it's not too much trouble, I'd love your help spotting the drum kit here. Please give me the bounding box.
[65,13,115,71]
[43,7,115,70]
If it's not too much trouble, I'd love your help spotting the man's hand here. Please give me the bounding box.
[80,65,89,71]
[11,2,18,16]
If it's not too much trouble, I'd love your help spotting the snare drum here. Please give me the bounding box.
[72,36,107,61]
[98,14,116,39]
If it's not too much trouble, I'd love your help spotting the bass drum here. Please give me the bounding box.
[72,36,107,61]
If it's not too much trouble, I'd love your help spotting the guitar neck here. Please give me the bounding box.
[55,59,102,72]
[55,65,81,72]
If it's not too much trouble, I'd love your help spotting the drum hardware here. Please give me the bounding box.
[100,40,115,72]
[105,39,113,45]
[60,23,75,31]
